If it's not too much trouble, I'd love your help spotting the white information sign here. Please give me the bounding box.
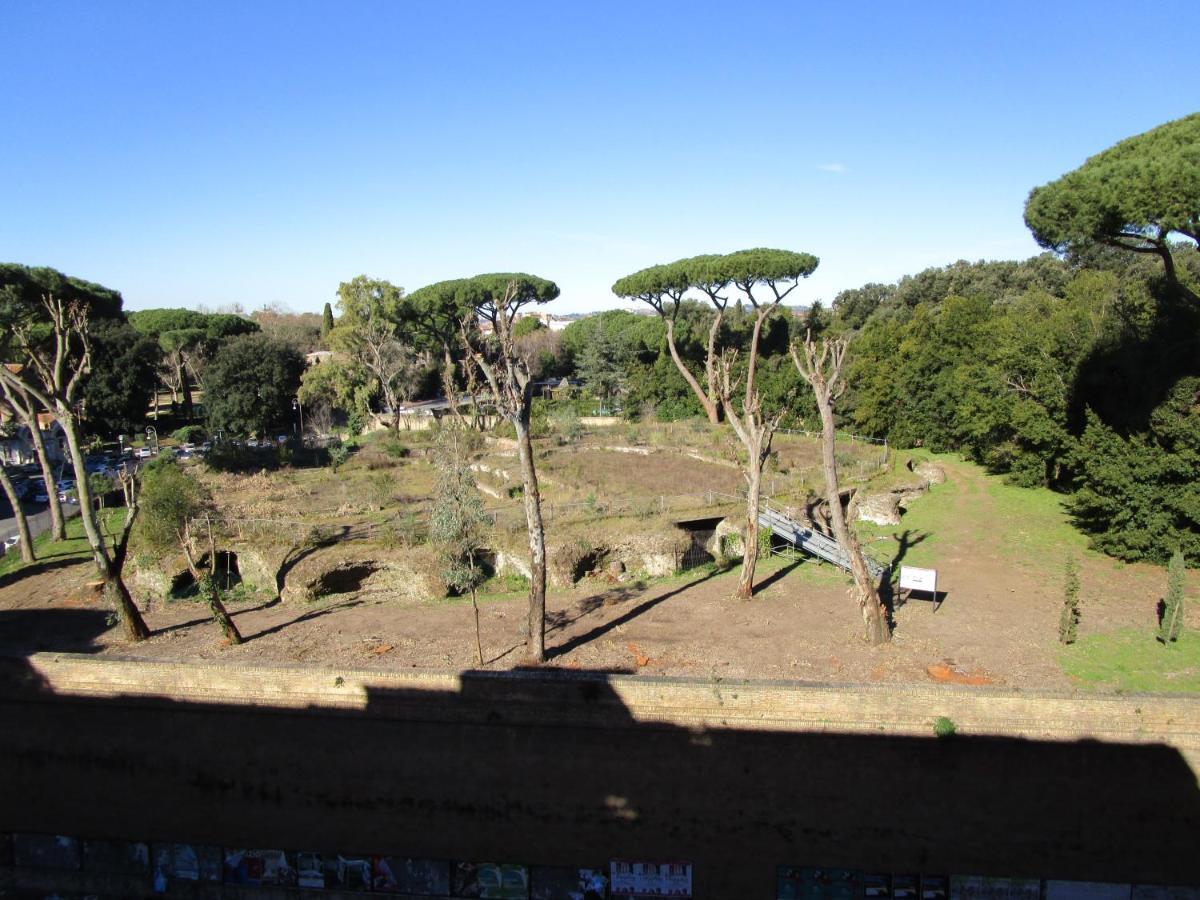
[899,566,938,594]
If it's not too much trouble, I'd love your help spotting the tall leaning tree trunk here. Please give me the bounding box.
[793,336,889,644]
[24,416,66,541]
[816,398,888,644]
[58,408,150,641]
[734,452,764,599]
[665,319,721,425]
[514,415,548,663]
[721,308,778,601]
[204,523,243,644]
[0,466,35,563]
[441,345,470,429]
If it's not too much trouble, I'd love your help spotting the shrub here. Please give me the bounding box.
[328,443,349,472]
[172,425,207,444]
[933,716,957,739]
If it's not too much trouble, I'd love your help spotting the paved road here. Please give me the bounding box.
[0,499,82,553]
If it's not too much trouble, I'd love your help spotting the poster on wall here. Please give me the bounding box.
[453,861,531,898]
[83,840,150,875]
[893,875,920,900]
[951,876,1042,900]
[777,866,859,900]
[1045,882,1132,900]
[151,843,222,883]
[371,856,451,895]
[301,853,373,891]
[222,848,298,886]
[862,873,893,898]
[1132,888,1200,900]
[921,877,949,900]
[531,866,610,899]
[610,860,693,897]
[13,834,81,870]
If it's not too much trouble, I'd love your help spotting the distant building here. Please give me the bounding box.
[305,350,335,367]
[0,413,69,467]
[521,311,573,332]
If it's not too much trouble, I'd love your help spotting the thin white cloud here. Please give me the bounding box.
[818,162,848,174]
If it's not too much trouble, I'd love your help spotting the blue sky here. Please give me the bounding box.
[2,1,1197,315]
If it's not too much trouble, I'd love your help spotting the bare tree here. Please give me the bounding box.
[792,332,890,644]
[304,401,334,442]
[0,292,150,640]
[0,419,34,562]
[0,379,67,541]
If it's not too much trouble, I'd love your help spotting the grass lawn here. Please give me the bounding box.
[0,510,122,579]
[1060,628,1200,693]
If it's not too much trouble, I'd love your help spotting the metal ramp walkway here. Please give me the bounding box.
[758,500,889,582]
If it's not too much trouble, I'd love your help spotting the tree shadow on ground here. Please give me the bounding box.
[879,529,932,627]
[150,596,282,638]
[544,583,648,636]
[0,608,111,656]
[0,556,88,592]
[247,598,364,642]
[752,558,802,593]
[275,527,350,596]
[546,569,719,661]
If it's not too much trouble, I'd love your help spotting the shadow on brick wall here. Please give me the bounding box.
[1,609,1198,898]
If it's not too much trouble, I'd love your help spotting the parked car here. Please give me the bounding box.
[136,446,153,458]
[3,534,20,549]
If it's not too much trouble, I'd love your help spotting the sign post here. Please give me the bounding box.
[899,565,940,610]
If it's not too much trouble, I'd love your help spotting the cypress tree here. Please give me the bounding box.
[1158,550,1186,644]
[1059,556,1080,644]
[321,301,334,341]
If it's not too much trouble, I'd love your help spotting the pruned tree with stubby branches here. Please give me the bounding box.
[137,460,244,645]
[792,330,890,644]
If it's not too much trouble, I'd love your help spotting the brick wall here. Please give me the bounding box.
[2,653,1198,897]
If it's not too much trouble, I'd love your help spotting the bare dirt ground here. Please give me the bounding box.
[1,454,1194,689]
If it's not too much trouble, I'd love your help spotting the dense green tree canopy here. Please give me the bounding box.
[82,320,159,436]
[456,273,560,319]
[128,308,206,335]
[0,264,124,325]
[1025,113,1200,298]
[201,333,305,437]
